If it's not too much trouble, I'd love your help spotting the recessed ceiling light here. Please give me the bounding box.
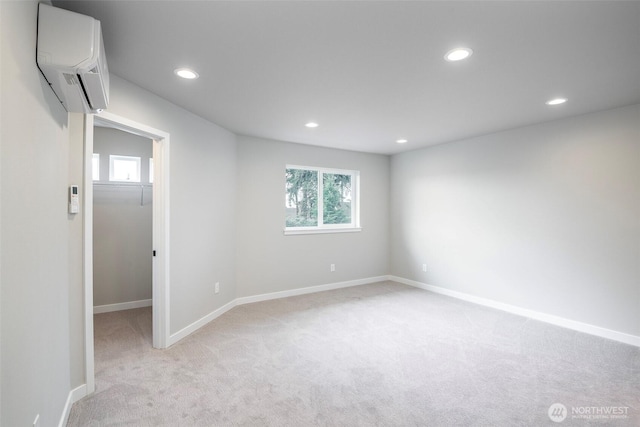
[396,139,408,144]
[305,122,319,128]
[444,47,473,62]
[174,68,199,79]
[545,97,568,106]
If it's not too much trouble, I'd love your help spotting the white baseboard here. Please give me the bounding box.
[94,299,152,314]
[235,275,389,306]
[167,276,389,347]
[390,275,640,348]
[58,384,87,427]
[168,299,236,346]
[169,274,640,349]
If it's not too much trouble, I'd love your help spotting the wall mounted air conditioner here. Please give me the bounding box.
[37,3,110,114]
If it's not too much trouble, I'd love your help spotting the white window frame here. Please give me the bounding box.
[92,153,100,181]
[149,158,154,184]
[109,154,141,183]
[284,165,361,235]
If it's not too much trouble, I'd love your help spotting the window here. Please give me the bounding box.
[149,158,154,183]
[109,155,141,182]
[285,165,360,235]
[92,153,100,181]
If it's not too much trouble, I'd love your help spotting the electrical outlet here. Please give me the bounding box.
[33,414,40,427]
[422,264,427,272]
[215,282,220,294]
[330,264,335,272]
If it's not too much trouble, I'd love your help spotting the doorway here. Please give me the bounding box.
[93,127,153,320]
[83,112,170,394]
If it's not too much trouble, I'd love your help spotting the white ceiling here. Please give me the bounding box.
[55,1,640,155]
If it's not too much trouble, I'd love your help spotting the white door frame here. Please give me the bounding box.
[83,111,170,394]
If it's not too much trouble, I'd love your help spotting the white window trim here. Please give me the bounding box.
[109,154,141,183]
[284,165,361,235]
[284,227,362,236]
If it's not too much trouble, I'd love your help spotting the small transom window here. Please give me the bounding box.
[109,155,141,182]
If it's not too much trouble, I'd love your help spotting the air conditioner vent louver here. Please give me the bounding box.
[63,73,78,85]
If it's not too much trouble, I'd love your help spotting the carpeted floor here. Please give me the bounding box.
[68,281,639,426]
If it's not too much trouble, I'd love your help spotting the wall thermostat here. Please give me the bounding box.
[69,185,79,214]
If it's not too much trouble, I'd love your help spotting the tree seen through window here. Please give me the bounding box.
[286,167,354,228]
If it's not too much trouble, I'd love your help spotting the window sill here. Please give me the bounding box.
[284,227,362,236]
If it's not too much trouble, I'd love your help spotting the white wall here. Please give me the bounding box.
[1,1,73,425]
[100,75,238,335]
[67,113,85,389]
[236,136,390,297]
[2,2,238,410]
[391,104,640,337]
[93,127,153,307]
[65,75,238,389]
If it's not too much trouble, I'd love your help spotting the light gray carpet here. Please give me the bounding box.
[68,281,639,426]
